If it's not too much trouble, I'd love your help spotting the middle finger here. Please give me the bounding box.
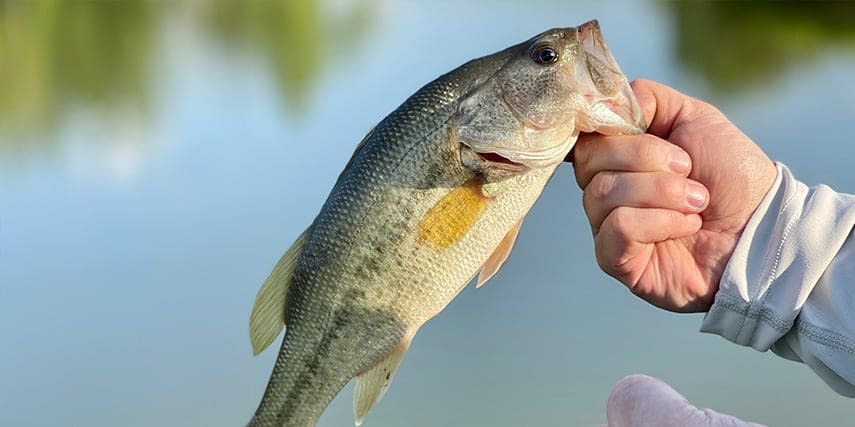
[583,171,709,233]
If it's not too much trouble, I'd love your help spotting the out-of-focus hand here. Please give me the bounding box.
[602,375,766,427]
[571,79,776,312]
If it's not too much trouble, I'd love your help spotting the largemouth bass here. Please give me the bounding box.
[248,20,646,426]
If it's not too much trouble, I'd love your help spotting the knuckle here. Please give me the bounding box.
[595,212,643,286]
[635,135,660,165]
[688,97,726,122]
[571,145,591,188]
[573,166,590,189]
[694,98,719,115]
[594,244,611,273]
[594,237,621,275]
[607,206,635,239]
[572,139,591,165]
[594,236,632,282]
[585,172,618,204]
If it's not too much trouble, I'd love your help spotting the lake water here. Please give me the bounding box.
[1,1,853,426]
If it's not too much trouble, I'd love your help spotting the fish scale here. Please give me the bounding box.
[248,21,646,426]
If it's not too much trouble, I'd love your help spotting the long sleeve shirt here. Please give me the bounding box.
[701,163,855,396]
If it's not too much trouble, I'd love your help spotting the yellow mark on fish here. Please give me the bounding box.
[417,180,489,248]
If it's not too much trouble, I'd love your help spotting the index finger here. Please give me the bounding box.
[572,132,691,189]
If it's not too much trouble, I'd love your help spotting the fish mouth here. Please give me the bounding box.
[576,20,647,135]
[459,141,530,173]
[460,138,574,171]
[476,151,525,167]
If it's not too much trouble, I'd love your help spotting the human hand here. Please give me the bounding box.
[602,375,766,427]
[571,79,776,312]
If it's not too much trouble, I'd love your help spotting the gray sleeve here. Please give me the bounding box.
[700,162,855,396]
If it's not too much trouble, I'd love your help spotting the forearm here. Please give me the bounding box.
[700,162,855,396]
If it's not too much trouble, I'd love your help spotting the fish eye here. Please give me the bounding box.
[531,44,559,65]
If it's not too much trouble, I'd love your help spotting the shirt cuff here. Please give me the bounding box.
[700,162,854,351]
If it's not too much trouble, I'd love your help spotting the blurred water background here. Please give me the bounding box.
[1,1,854,426]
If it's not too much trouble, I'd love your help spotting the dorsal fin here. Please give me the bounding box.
[353,339,412,426]
[476,218,523,288]
[333,126,376,187]
[249,227,311,355]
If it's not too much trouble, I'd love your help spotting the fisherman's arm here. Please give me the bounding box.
[700,163,855,396]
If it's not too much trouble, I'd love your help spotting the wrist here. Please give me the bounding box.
[701,163,855,350]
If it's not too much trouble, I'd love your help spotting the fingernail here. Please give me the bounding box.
[669,151,691,174]
[686,181,707,210]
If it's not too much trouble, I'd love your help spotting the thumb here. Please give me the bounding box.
[630,79,697,139]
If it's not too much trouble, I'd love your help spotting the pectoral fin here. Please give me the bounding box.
[476,219,523,288]
[417,179,489,248]
[249,227,311,355]
[353,339,412,426]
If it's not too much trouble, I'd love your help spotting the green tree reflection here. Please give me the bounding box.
[199,0,374,111]
[666,1,855,91]
[0,1,156,131]
[203,1,323,110]
[0,0,374,137]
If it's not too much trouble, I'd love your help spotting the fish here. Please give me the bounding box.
[247,20,646,426]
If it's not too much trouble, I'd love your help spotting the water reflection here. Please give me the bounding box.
[666,1,855,91]
[4,1,853,139]
[0,1,156,131]
[0,0,374,137]
[198,0,375,110]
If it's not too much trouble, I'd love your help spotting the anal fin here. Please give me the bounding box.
[353,339,412,426]
[476,218,523,288]
[249,226,311,355]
